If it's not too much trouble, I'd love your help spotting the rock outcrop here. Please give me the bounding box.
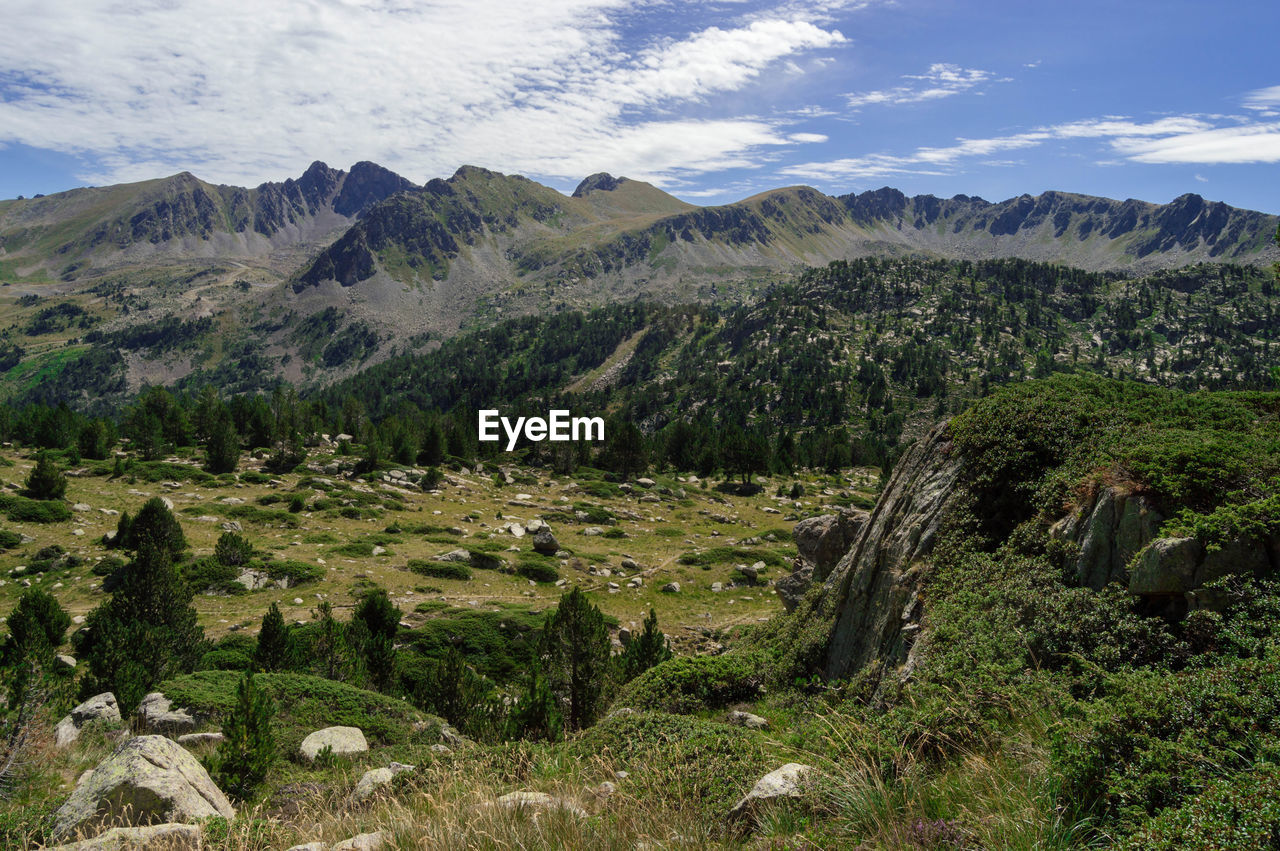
[51,735,234,841]
[778,508,870,611]
[1129,533,1277,610]
[821,421,963,679]
[1050,485,1164,589]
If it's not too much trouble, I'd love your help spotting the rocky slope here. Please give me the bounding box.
[0,160,415,278]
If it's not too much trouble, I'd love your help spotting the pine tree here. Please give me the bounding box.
[618,608,672,683]
[310,601,347,681]
[23,451,66,500]
[507,669,562,742]
[253,603,293,672]
[119,496,187,556]
[74,541,207,712]
[539,586,611,731]
[203,410,239,474]
[211,670,277,800]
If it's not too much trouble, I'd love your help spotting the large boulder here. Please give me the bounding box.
[44,823,203,850]
[54,692,121,749]
[728,763,815,822]
[532,527,559,555]
[135,693,197,736]
[299,726,369,762]
[51,735,234,841]
[794,509,869,582]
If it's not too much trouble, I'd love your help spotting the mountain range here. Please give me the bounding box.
[0,161,1276,402]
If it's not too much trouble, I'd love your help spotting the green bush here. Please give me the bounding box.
[568,712,769,819]
[618,653,767,714]
[1052,652,1280,834]
[0,494,71,523]
[0,530,20,549]
[406,560,471,581]
[515,560,559,583]
[1116,767,1280,850]
[180,557,241,594]
[678,547,788,568]
[264,560,324,586]
[158,670,438,754]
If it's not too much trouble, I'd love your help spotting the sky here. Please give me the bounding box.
[1,0,1278,212]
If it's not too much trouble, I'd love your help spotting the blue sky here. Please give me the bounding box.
[1,0,1277,212]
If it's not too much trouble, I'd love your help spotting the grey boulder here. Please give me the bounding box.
[51,735,234,841]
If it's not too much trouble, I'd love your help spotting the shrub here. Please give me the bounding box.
[406,560,471,581]
[1052,652,1280,834]
[1117,767,1280,850]
[158,670,434,752]
[0,494,72,523]
[264,560,324,586]
[0,530,21,549]
[515,559,559,583]
[214,532,254,567]
[618,653,767,715]
[569,712,769,819]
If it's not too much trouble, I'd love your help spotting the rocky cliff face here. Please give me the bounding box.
[819,421,963,679]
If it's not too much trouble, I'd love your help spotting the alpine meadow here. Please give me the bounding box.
[2,1,1280,849]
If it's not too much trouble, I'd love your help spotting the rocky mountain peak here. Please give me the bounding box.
[573,172,628,197]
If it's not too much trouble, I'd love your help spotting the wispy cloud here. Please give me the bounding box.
[778,113,1280,182]
[0,1,846,188]
[845,63,1000,108]
[1244,84,1280,113]
[1113,122,1280,164]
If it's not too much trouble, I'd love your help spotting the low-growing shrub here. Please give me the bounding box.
[618,653,768,714]
[0,494,71,523]
[407,560,472,581]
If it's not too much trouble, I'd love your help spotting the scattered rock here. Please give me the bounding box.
[56,653,77,670]
[495,791,588,818]
[299,726,368,762]
[353,763,414,801]
[582,527,604,536]
[636,477,656,488]
[176,732,224,748]
[51,735,235,841]
[660,582,681,593]
[221,520,243,533]
[728,763,814,823]
[437,549,470,563]
[711,582,724,593]
[135,692,197,736]
[72,503,92,512]
[332,831,388,850]
[727,710,770,730]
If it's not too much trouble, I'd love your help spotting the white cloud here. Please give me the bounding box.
[1244,85,1280,110]
[779,113,1280,182]
[1112,122,1280,164]
[845,63,998,108]
[0,0,845,188]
